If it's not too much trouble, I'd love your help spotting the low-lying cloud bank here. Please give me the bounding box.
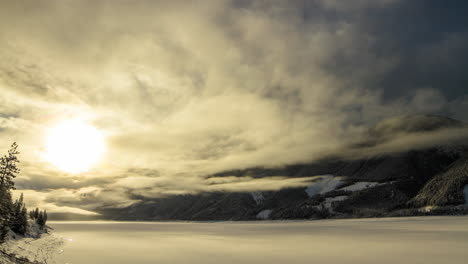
[1,0,468,214]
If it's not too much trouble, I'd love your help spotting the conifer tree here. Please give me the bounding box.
[20,206,28,233]
[36,211,45,228]
[29,210,35,219]
[0,185,13,242]
[0,143,47,243]
[11,193,28,235]
[0,142,20,191]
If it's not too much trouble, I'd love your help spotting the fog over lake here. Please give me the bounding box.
[50,216,468,264]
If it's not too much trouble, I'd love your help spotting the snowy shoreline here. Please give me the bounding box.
[0,226,63,264]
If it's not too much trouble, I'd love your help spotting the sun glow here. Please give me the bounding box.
[44,119,106,173]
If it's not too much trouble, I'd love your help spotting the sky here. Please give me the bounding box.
[0,0,467,216]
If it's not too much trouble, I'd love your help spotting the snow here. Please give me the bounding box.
[0,221,62,263]
[27,219,45,238]
[256,209,272,220]
[464,185,468,205]
[0,233,63,264]
[313,196,349,213]
[323,196,349,210]
[418,206,435,213]
[250,192,265,205]
[305,175,342,197]
[339,182,381,192]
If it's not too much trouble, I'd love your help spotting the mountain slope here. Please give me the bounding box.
[410,154,468,207]
[99,115,468,221]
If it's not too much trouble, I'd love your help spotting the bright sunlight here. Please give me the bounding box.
[43,119,106,173]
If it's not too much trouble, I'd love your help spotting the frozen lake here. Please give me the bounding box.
[50,216,468,264]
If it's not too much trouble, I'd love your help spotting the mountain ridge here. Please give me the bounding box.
[97,115,468,221]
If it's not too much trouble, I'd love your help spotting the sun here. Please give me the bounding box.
[43,119,106,173]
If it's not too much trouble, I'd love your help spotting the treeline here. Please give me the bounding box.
[0,143,48,243]
[29,208,48,227]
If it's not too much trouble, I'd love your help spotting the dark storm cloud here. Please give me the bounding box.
[349,0,468,101]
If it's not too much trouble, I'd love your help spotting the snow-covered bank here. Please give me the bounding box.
[0,221,62,264]
[0,232,63,264]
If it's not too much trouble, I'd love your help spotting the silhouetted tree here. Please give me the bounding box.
[0,142,19,242]
[0,185,13,242]
[0,143,23,241]
[0,222,8,242]
[0,142,20,191]
[29,210,35,219]
[36,211,45,228]
[10,193,28,235]
[0,143,48,243]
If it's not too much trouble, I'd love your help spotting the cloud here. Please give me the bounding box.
[12,190,100,215]
[346,126,468,159]
[13,173,319,213]
[111,175,317,198]
[318,0,399,11]
[0,0,467,213]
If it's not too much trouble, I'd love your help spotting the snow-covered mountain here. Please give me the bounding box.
[100,115,468,221]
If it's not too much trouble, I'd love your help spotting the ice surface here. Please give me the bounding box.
[49,216,468,264]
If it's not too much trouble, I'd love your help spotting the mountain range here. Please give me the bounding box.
[97,115,468,221]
